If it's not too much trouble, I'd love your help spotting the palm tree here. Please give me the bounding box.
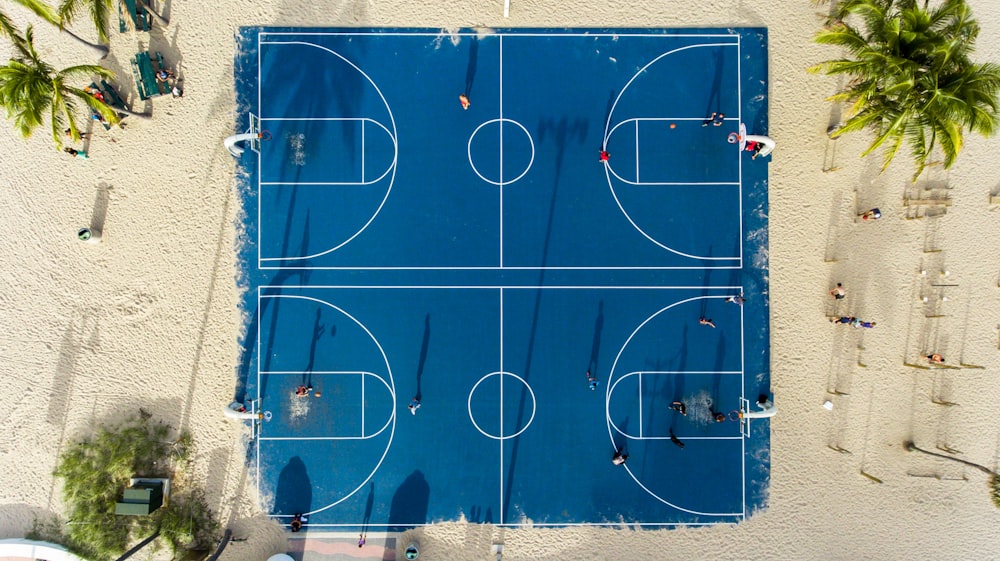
[2,0,109,58]
[809,0,1000,179]
[0,25,119,149]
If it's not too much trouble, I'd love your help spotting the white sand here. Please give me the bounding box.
[2,0,1000,559]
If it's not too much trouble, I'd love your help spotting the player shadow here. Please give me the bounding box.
[301,307,326,388]
[414,314,430,402]
[464,39,478,98]
[601,89,617,137]
[89,182,111,235]
[700,245,715,318]
[702,48,725,120]
[387,470,430,531]
[613,415,631,453]
[360,481,374,541]
[727,239,742,288]
[710,336,726,418]
[586,301,605,376]
[273,456,312,519]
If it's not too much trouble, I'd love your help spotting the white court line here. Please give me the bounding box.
[498,287,504,524]
[256,40,398,264]
[737,33,746,518]
[604,294,748,517]
[622,370,743,375]
[259,31,740,38]
[499,35,505,269]
[602,42,742,262]
[300,520,742,527]
[259,265,742,270]
[260,285,745,290]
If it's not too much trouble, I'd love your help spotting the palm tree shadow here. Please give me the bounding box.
[700,245,715,317]
[587,301,604,375]
[361,481,374,538]
[273,456,312,517]
[702,48,725,118]
[464,39,479,97]
[302,307,325,387]
[502,116,588,523]
[387,470,430,531]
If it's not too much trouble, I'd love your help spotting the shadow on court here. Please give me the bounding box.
[361,481,375,538]
[702,47,726,120]
[388,470,430,531]
[586,301,604,375]
[414,314,430,402]
[464,39,478,97]
[273,456,312,517]
[501,116,588,523]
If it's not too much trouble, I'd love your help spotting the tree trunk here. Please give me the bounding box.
[114,528,161,561]
[905,441,996,476]
[204,529,232,561]
[60,27,108,59]
[117,106,153,120]
[137,0,169,25]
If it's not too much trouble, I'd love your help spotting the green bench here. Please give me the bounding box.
[130,51,171,100]
[119,0,152,32]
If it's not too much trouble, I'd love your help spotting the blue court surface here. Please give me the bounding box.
[233,28,771,529]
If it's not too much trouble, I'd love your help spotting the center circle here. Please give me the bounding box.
[467,119,535,186]
[467,371,536,440]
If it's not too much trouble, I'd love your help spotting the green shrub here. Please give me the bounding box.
[54,409,219,560]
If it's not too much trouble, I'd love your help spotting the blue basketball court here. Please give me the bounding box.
[233,28,771,529]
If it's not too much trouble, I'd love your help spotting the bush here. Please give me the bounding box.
[54,409,219,560]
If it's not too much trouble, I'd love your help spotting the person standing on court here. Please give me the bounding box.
[408,397,421,415]
[612,447,628,465]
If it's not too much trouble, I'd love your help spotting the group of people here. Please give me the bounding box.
[828,283,876,329]
[830,315,876,329]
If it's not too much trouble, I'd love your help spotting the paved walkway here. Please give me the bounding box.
[287,533,396,561]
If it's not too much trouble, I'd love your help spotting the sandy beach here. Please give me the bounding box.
[2,0,1000,559]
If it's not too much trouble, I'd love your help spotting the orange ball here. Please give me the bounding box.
[670,123,676,129]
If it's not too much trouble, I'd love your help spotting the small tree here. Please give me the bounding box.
[54,409,220,560]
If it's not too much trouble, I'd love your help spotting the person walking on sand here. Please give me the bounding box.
[63,147,88,159]
[926,353,945,364]
[860,208,881,220]
[699,317,716,328]
[586,370,599,391]
[459,94,471,110]
[408,397,421,415]
[830,283,846,299]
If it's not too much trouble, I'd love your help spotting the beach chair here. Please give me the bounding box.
[131,51,169,100]
[99,80,130,113]
[119,0,152,32]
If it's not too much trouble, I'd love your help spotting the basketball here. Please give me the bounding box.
[670,123,676,129]
[314,391,322,398]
